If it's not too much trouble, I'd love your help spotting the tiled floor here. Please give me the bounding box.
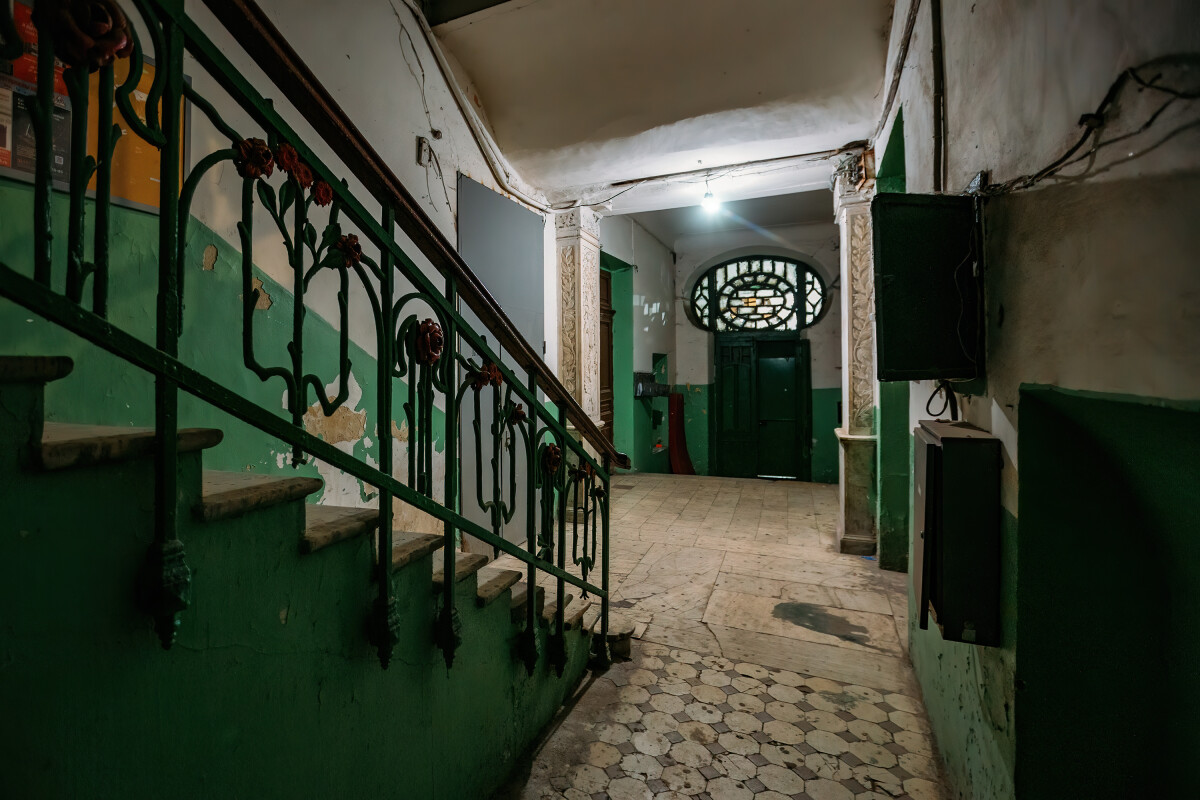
[503,474,946,800]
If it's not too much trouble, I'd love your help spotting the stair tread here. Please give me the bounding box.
[38,422,224,471]
[198,470,323,522]
[564,597,591,630]
[510,581,546,622]
[302,505,380,553]
[542,592,576,623]
[432,552,489,589]
[475,566,523,607]
[391,531,444,570]
[0,356,73,383]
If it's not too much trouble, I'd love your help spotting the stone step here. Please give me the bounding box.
[474,566,522,607]
[542,592,575,624]
[509,581,545,623]
[38,422,224,471]
[0,355,74,383]
[302,505,380,554]
[563,596,591,631]
[390,531,444,570]
[197,470,323,522]
[431,552,489,590]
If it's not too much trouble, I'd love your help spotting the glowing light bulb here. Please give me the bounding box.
[701,191,720,213]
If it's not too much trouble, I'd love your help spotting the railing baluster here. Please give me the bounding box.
[598,457,611,669]
[93,64,116,317]
[30,3,55,286]
[437,277,460,667]
[139,13,188,648]
[63,67,90,304]
[554,407,567,676]
[372,205,399,668]
[521,374,539,674]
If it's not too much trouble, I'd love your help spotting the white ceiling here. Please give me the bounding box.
[433,0,892,214]
[629,189,835,251]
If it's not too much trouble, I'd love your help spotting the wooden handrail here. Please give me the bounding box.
[200,0,628,469]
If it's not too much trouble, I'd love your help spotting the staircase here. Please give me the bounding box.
[0,355,613,796]
[0,0,631,793]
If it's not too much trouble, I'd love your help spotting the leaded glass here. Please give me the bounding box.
[689,256,826,332]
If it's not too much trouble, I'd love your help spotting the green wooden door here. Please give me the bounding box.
[713,333,811,480]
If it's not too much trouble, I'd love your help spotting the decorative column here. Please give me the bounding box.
[834,165,879,555]
[555,207,601,424]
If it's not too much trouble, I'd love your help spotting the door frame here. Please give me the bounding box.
[711,331,812,480]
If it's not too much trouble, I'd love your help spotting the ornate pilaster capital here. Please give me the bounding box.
[555,206,601,244]
[833,150,876,219]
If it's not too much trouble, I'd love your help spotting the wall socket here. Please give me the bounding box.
[416,136,432,167]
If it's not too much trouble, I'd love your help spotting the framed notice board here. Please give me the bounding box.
[0,0,188,212]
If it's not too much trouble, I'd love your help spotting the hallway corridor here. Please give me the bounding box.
[508,475,945,799]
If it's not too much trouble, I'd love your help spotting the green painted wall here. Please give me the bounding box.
[602,254,635,464]
[908,490,1018,799]
[876,381,910,571]
[1015,386,1200,798]
[0,379,590,797]
[810,386,839,484]
[0,178,592,796]
[631,353,670,473]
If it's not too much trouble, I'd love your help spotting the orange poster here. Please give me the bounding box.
[1,1,186,212]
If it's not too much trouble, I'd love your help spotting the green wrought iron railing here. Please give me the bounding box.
[0,0,627,672]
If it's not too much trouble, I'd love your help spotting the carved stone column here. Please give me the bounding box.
[555,207,601,423]
[834,169,879,555]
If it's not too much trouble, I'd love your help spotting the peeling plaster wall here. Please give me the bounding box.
[670,223,842,480]
[876,1,1200,797]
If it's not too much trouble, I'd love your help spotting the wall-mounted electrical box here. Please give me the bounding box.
[634,371,669,398]
[872,194,983,381]
[913,419,1001,647]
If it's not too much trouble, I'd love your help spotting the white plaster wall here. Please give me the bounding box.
[600,216,677,379]
[671,223,841,388]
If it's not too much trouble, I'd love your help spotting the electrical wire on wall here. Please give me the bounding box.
[979,54,1200,197]
[389,1,456,227]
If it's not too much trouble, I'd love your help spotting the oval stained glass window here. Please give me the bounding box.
[689,257,825,332]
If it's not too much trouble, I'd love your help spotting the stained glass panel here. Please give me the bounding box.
[689,256,825,332]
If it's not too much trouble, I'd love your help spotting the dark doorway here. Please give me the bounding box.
[599,271,615,443]
[713,332,811,480]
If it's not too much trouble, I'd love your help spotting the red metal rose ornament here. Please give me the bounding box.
[415,319,444,366]
[234,138,274,180]
[47,0,134,72]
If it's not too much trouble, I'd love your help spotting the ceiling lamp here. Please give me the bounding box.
[701,178,720,213]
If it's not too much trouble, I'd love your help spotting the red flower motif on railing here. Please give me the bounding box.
[48,0,134,72]
[415,319,444,365]
[470,362,503,391]
[509,404,527,425]
[292,163,314,190]
[234,138,274,180]
[311,180,334,207]
[542,444,562,476]
[333,234,362,268]
[274,143,301,173]
[274,143,315,189]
